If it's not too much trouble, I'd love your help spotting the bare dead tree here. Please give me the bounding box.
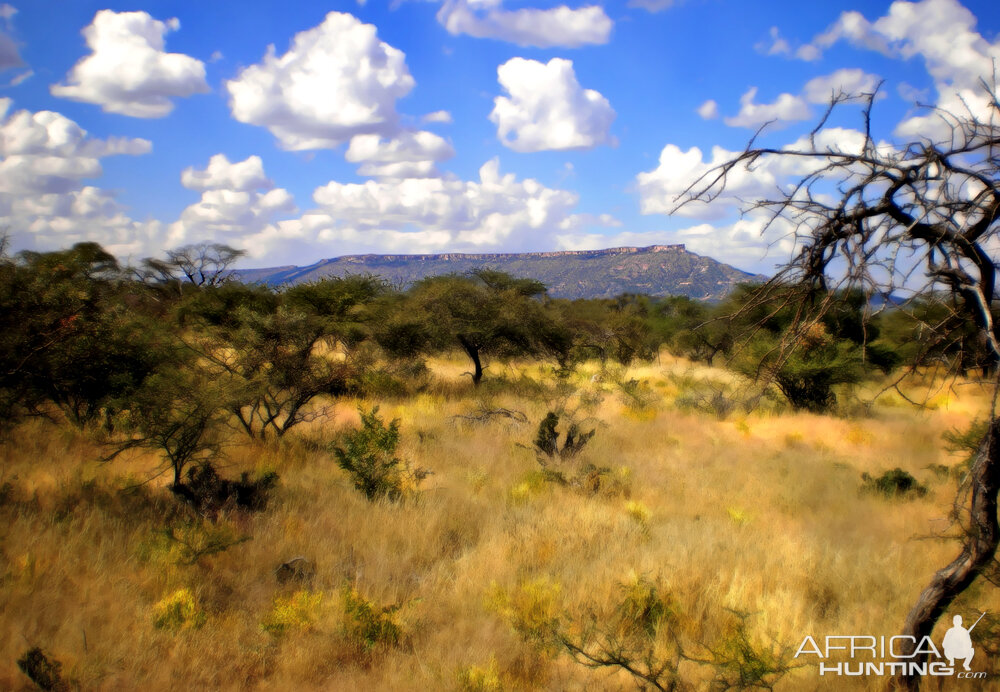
[677,82,1000,690]
[166,242,246,287]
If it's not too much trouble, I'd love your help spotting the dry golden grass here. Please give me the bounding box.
[1,356,998,690]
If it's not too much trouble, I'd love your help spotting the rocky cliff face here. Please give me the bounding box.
[235,245,764,301]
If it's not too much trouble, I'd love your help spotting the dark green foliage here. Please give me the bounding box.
[17,647,69,691]
[873,297,996,377]
[547,295,654,367]
[406,270,571,385]
[723,286,869,411]
[703,610,798,691]
[0,242,167,430]
[333,407,426,501]
[170,463,279,515]
[533,411,595,463]
[861,468,928,498]
[341,584,404,650]
[186,276,383,439]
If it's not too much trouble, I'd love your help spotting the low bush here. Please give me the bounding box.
[342,584,405,650]
[170,463,279,516]
[861,468,928,498]
[533,411,594,462]
[333,406,429,502]
[17,647,69,692]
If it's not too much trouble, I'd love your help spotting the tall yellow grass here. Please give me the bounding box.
[1,356,996,690]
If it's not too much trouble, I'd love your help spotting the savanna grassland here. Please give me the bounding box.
[2,352,997,691]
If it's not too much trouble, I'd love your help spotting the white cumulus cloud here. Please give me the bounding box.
[169,154,295,251]
[636,128,881,222]
[50,10,208,118]
[720,68,881,130]
[242,158,610,262]
[180,154,270,192]
[437,0,612,48]
[0,101,159,256]
[226,12,415,151]
[0,99,151,195]
[784,0,1000,139]
[722,87,811,129]
[345,130,455,179]
[802,68,882,103]
[490,57,615,152]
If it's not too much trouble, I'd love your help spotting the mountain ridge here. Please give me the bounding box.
[234,244,767,301]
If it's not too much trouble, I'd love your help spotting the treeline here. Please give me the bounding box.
[1,241,989,460]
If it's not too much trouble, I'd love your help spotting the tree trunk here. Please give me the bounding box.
[894,417,1000,690]
[457,335,483,386]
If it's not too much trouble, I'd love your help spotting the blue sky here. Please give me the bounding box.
[0,0,998,273]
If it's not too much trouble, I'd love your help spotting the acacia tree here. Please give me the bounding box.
[681,85,1000,690]
[405,269,571,385]
[185,276,383,440]
[140,242,246,293]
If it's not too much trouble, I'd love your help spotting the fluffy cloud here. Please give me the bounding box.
[245,158,607,261]
[722,87,811,129]
[180,154,270,192]
[720,69,881,129]
[0,100,161,255]
[226,12,414,151]
[790,0,1000,137]
[0,99,151,194]
[636,143,770,220]
[490,58,615,152]
[696,99,719,120]
[756,26,792,56]
[169,154,295,251]
[345,131,455,179]
[802,68,882,103]
[437,0,612,48]
[636,128,876,221]
[50,10,208,118]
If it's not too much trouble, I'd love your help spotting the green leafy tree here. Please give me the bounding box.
[405,270,570,385]
[0,242,167,430]
[187,276,384,439]
[106,365,227,488]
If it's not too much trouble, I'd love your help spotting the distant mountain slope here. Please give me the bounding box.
[235,244,767,300]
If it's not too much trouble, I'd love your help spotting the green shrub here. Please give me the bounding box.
[861,468,928,498]
[332,406,428,502]
[533,411,594,462]
[706,610,798,690]
[341,584,404,650]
